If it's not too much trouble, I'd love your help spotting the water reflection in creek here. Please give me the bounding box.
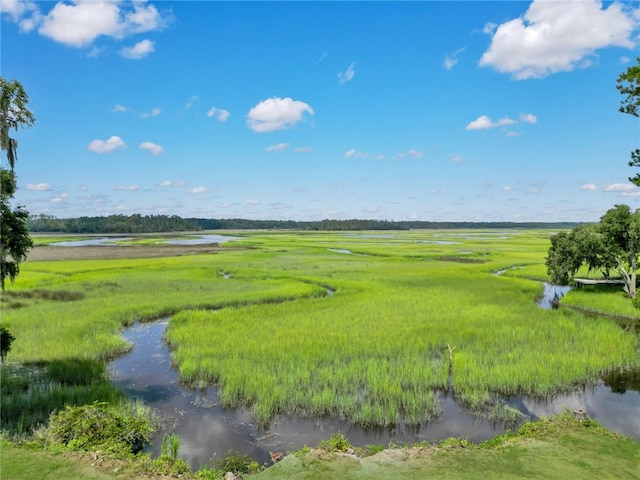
[109,319,640,470]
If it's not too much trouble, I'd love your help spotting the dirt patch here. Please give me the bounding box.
[26,244,245,262]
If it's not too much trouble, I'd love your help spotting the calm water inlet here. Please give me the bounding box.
[109,319,640,471]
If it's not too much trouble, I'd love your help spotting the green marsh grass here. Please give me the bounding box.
[4,230,639,429]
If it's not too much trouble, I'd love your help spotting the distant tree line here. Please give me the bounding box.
[189,218,581,231]
[28,214,581,233]
[28,214,199,233]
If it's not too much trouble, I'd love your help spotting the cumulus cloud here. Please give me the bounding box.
[207,107,230,122]
[120,38,154,59]
[187,186,206,194]
[581,183,598,190]
[88,135,126,154]
[519,112,537,124]
[26,182,52,191]
[466,115,517,130]
[338,61,356,83]
[139,141,164,155]
[266,143,291,152]
[449,154,464,163]
[480,0,638,79]
[246,199,260,205]
[22,0,170,48]
[0,0,38,25]
[247,97,314,133]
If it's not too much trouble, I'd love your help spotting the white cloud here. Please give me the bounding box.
[1,0,40,31]
[207,107,230,122]
[140,107,161,118]
[26,182,51,191]
[581,183,598,190]
[246,199,259,205]
[344,149,369,159]
[605,183,638,192]
[443,47,465,70]
[294,146,314,153]
[480,0,638,79]
[185,96,199,109]
[30,0,169,48]
[247,97,314,133]
[466,115,517,130]
[120,39,154,59]
[114,185,139,191]
[266,143,291,153]
[407,149,423,159]
[88,135,126,154]
[338,61,356,83]
[139,141,164,155]
[51,192,68,204]
[449,154,464,163]
[160,180,173,187]
[112,104,131,112]
[503,186,513,192]
[187,186,206,194]
[519,112,537,124]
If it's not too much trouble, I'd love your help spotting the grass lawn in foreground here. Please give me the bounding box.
[2,414,639,479]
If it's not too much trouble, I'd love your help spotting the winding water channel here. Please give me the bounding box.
[108,285,640,470]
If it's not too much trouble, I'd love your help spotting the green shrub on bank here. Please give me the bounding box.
[41,401,156,455]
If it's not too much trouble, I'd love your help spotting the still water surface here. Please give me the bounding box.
[109,314,639,470]
[50,235,238,247]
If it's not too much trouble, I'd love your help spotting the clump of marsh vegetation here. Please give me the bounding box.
[1,288,85,308]
[214,450,263,475]
[39,400,157,455]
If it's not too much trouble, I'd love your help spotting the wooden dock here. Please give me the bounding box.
[573,278,625,288]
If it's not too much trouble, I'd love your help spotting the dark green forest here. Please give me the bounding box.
[28,214,581,233]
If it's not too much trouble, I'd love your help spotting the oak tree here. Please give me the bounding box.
[1,78,34,290]
[616,57,640,186]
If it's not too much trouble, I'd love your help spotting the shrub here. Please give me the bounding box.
[0,325,15,363]
[320,432,351,452]
[215,450,261,474]
[44,401,154,454]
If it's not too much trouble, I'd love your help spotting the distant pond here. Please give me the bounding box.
[51,234,238,247]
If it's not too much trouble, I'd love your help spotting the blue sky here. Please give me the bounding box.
[2,0,640,222]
